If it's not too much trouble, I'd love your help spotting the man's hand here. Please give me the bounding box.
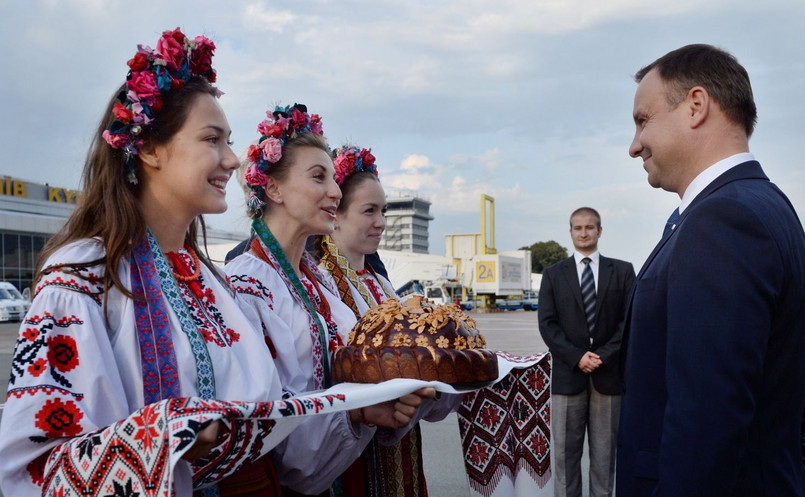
[578,351,602,374]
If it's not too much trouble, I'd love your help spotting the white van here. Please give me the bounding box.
[0,282,30,322]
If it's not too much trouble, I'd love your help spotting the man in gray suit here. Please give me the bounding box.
[539,207,635,497]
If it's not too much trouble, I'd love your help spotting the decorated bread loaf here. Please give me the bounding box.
[332,296,498,384]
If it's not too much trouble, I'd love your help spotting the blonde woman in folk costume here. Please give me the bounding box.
[0,29,289,496]
[317,145,462,497]
[225,105,434,496]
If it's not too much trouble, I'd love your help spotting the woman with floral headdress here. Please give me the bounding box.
[225,105,435,496]
[0,29,289,497]
[316,145,461,497]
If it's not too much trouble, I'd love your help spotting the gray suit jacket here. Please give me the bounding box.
[538,255,635,395]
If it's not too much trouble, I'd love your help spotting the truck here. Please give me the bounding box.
[458,251,533,310]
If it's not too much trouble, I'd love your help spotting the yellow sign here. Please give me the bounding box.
[1,177,26,197]
[475,260,496,283]
[1,176,81,204]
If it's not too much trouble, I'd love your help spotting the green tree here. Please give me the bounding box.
[520,240,568,273]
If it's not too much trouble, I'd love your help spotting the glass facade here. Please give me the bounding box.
[1,230,49,293]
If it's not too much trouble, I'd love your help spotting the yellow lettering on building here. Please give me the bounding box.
[64,189,78,204]
[48,187,62,202]
[12,180,26,197]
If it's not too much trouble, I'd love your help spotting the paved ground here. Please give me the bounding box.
[0,310,551,496]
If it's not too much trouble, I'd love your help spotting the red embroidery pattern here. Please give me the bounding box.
[362,275,386,306]
[10,313,85,390]
[173,260,240,347]
[458,353,552,496]
[35,395,349,495]
[230,274,275,309]
[35,398,85,437]
[36,265,104,305]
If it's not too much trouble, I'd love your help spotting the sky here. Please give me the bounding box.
[2,0,804,269]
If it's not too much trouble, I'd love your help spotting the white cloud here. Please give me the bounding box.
[242,2,297,32]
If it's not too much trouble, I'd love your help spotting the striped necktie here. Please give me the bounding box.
[581,257,596,338]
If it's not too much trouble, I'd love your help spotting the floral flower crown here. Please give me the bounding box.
[332,145,378,186]
[244,103,324,214]
[103,27,219,184]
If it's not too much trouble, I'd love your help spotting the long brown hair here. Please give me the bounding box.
[37,77,220,305]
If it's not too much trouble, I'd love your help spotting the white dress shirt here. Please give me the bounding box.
[679,152,755,214]
[574,250,600,292]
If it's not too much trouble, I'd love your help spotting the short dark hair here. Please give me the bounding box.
[570,207,601,228]
[635,44,757,137]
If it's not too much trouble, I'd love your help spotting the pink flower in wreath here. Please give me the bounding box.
[102,130,129,149]
[156,27,186,72]
[333,154,352,185]
[127,71,160,103]
[260,137,283,163]
[310,114,323,134]
[244,165,268,187]
[257,120,285,138]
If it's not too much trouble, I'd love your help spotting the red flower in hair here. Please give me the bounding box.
[247,144,262,164]
[157,27,186,72]
[191,35,216,75]
[127,52,149,71]
[113,102,133,124]
[47,335,79,373]
[360,149,376,165]
[291,109,307,129]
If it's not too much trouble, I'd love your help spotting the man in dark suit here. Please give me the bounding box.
[539,207,635,497]
[617,44,805,496]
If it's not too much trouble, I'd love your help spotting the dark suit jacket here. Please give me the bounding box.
[538,254,635,395]
[617,161,805,496]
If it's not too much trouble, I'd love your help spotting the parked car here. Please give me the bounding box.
[0,282,29,322]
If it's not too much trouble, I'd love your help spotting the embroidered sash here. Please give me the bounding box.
[130,231,217,402]
[251,219,337,388]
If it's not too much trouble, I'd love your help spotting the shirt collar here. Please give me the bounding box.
[679,152,755,214]
[574,251,600,265]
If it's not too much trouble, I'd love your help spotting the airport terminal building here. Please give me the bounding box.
[0,175,244,293]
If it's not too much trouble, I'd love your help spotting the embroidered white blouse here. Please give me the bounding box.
[225,251,376,494]
[0,238,284,496]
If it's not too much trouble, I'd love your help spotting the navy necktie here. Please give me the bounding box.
[664,208,680,236]
[581,257,596,338]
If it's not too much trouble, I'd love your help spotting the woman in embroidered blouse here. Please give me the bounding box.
[225,105,433,496]
[0,30,288,497]
[317,145,460,496]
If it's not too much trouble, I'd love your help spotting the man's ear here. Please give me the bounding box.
[138,142,161,170]
[264,175,282,204]
[687,86,710,129]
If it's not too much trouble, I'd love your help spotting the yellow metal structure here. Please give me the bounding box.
[480,194,497,255]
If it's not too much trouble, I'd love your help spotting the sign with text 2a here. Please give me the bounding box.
[475,261,496,283]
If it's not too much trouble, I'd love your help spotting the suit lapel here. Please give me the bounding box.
[559,257,583,309]
[596,256,613,318]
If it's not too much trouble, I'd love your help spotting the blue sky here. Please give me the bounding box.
[2,0,803,268]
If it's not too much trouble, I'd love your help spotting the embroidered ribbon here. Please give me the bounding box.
[321,235,395,311]
[145,230,217,400]
[130,236,181,403]
[320,238,362,319]
[251,218,335,388]
[132,231,220,497]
